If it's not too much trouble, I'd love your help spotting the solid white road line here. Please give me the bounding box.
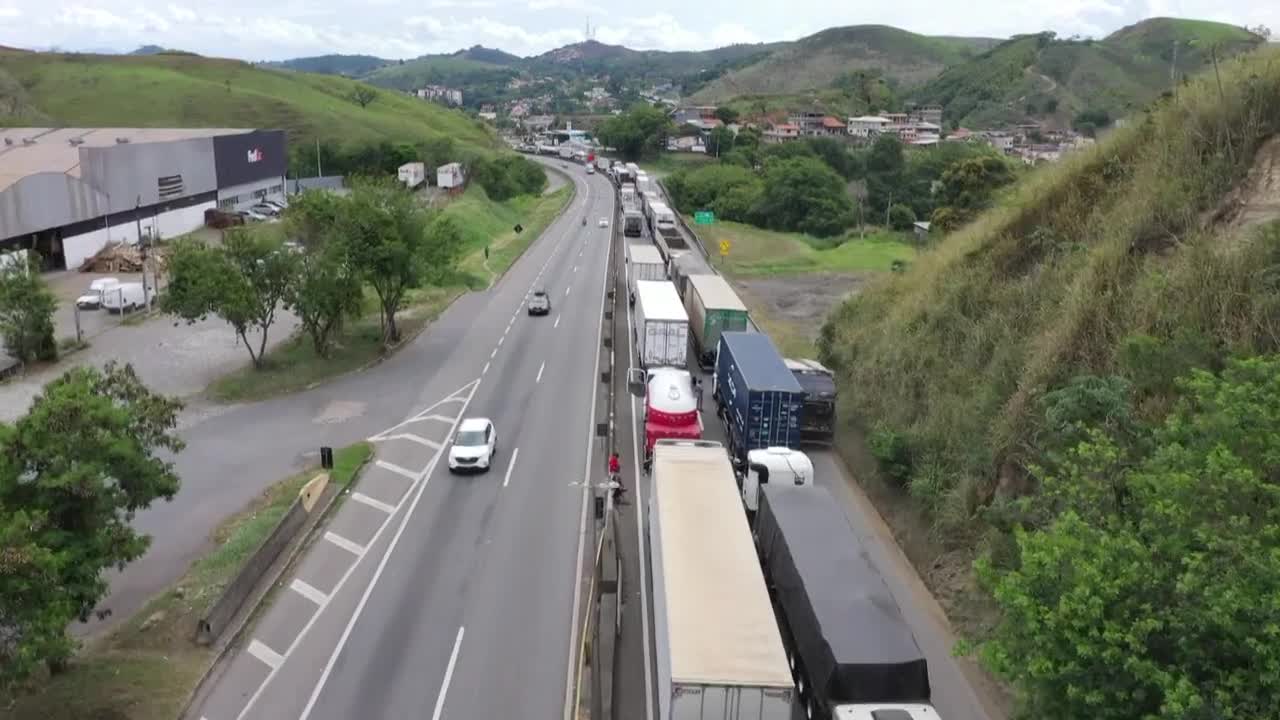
[323,531,366,557]
[375,459,419,482]
[352,492,397,514]
[537,361,546,384]
[383,433,441,450]
[502,448,521,488]
[623,250,656,720]
[290,578,329,606]
[554,314,561,328]
[294,382,481,720]
[248,639,285,670]
[564,174,611,720]
[431,626,466,720]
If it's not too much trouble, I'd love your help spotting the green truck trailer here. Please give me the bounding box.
[684,273,750,369]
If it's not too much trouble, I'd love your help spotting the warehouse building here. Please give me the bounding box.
[0,127,287,270]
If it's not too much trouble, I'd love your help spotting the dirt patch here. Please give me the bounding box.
[735,272,868,325]
[1209,135,1280,236]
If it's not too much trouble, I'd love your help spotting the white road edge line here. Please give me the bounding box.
[623,240,657,720]
[290,578,328,606]
[351,491,397,514]
[431,626,466,720]
[292,381,481,720]
[563,173,610,720]
[536,361,545,384]
[248,639,284,670]
[375,459,419,482]
[502,447,521,488]
[323,532,365,558]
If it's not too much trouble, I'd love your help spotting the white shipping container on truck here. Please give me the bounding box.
[643,191,660,215]
[436,162,464,189]
[625,162,640,176]
[398,162,426,189]
[633,280,689,368]
[649,439,797,720]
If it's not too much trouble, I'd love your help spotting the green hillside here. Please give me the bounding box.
[912,18,1264,128]
[691,25,997,102]
[269,54,392,77]
[363,54,516,92]
[0,49,496,156]
[819,43,1280,541]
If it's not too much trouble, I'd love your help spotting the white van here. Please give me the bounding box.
[101,282,147,313]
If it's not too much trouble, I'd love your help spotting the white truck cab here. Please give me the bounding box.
[742,447,813,514]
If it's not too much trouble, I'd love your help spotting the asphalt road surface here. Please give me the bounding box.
[192,162,615,720]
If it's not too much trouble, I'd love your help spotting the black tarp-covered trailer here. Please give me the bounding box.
[755,484,931,715]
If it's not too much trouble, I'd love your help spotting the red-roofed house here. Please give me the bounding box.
[820,116,847,136]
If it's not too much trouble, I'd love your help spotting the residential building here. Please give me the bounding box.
[847,115,891,138]
[762,123,801,144]
[883,112,909,125]
[788,111,826,136]
[673,106,718,126]
[908,105,943,127]
[478,111,497,121]
[521,115,555,133]
[416,85,463,107]
[819,116,847,136]
[913,221,932,241]
[1,127,286,271]
[983,131,1015,151]
[946,127,976,142]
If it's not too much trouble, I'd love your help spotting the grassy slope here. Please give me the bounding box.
[692,25,994,102]
[450,182,575,284]
[0,50,495,152]
[1,442,373,720]
[696,220,915,276]
[821,45,1280,537]
[913,18,1263,127]
[363,55,515,92]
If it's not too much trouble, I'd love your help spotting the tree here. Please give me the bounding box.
[162,231,298,368]
[713,106,739,125]
[350,85,377,108]
[978,356,1280,720]
[752,157,855,237]
[707,126,735,157]
[289,246,363,358]
[284,189,343,250]
[864,135,907,216]
[0,253,57,363]
[935,156,1014,213]
[887,203,916,230]
[0,363,183,681]
[596,104,673,160]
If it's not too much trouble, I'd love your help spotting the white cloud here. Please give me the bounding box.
[56,5,137,32]
[0,5,20,18]
[427,0,496,7]
[528,0,597,11]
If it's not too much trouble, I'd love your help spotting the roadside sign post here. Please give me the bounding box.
[719,239,730,266]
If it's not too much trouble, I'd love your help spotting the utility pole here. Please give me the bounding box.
[316,138,322,178]
[884,191,893,228]
[1170,40,1179,97]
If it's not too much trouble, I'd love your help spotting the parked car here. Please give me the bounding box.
[101,282,147,314]
[528,289,551,316]
[262,198,288,212]
[448,418,498,473]
[250,203,281,217]
[239,208,269,222]
[598,218,609,227]
[76,277,121,309]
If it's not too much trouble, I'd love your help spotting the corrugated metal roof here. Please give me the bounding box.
[627,243,664,265]
[687,273,747,312]
[652,441,793,687]
[0,127,251,193]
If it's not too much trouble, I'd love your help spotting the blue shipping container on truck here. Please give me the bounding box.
[713,331,805,467]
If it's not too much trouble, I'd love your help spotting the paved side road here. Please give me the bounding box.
[189,166,615,720]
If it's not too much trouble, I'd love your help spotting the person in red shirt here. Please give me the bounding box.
[608,452,625,503]
[608,452,621,476]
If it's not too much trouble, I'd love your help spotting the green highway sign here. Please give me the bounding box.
[694,211,715,225]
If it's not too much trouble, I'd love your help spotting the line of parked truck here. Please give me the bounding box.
[605,161,941,719]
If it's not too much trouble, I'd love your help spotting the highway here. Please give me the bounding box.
[192,160,616,720]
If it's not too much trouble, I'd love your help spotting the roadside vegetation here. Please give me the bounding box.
[698,222,914,277]
[449,184,573,286]
[818,45,1280,716]
[0,252,59,363]
[0,442,371,720]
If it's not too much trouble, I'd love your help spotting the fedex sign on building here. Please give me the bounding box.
[212,130,285,188]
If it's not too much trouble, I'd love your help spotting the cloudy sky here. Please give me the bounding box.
[0,0,1274,61]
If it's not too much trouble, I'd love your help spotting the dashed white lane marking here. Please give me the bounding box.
[352,492,396,514]
[498,334,505,347]
[382,433,441,450]
[375,459,419,481]
[249,639,285,670]
[491,348,498,359]
[290,578,328,606]
[573,265,578,273]
[554,314,561,328]
[483,361,491,375]
[324,531,366,557]
[536,361,545,384]
[565,286,572,296]
[502,448,521,488]
[431,626,466,720]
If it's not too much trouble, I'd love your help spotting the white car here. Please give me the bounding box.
[598,218,609,227]
[76,277,121,309]
[448,418,498,473]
